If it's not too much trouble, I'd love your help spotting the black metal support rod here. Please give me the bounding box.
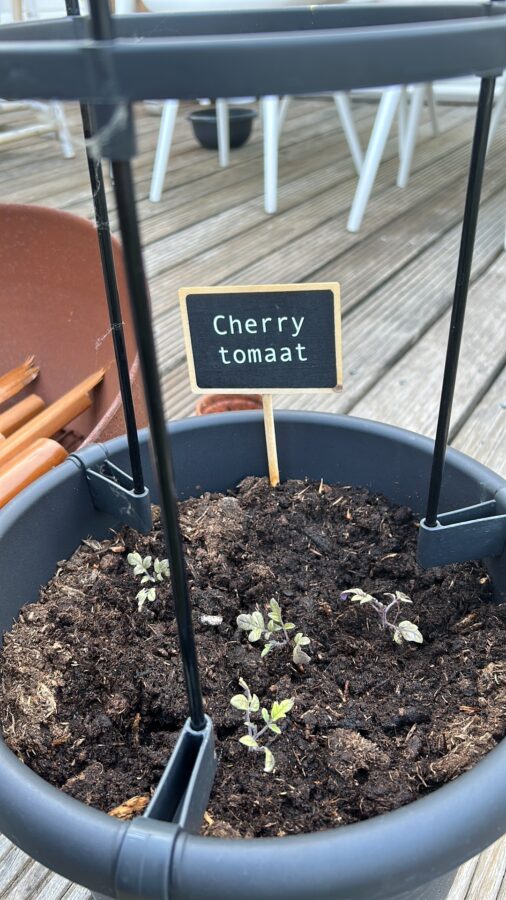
[87,0,205,730]
[111,160,206,731]
[425,75,496,527]
[65,0,145,495]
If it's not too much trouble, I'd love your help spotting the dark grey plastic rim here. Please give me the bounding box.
[0,412,505,899]
[0,5,505,101]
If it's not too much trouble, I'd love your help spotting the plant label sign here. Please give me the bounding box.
[179,283,342,393]
[179,283,342,487]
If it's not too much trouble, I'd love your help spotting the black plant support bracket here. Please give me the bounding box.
[69,444,152,534]
[96,717,216,900]
[144,715,216,833]
[417,489,506,569]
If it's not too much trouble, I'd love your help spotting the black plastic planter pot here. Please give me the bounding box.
[0,412,505,900]
[188,107,257,150]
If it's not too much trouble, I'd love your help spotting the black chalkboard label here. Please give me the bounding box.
[179,283,342,393]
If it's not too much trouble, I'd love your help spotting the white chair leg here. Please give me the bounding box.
[262,95,279,215]
[347,86,401,233]
[149,100,179,203]
[51,102,74,159]
[427,82,439,136]
[333,92,363,175]
[216,99,229,168]
[398,86,408,162]
[488,84,506,150]
[397,83,425,189]
[278,95,291,136]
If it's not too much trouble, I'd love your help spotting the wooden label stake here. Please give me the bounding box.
[262,394,279,487]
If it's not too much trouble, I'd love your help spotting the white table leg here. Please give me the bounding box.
[397,83,425,189]
[216,99,229,168]
[263,95,279,215]
[278,95,291,136]
[149,100,179,202]
[334,92,363,175]
[488,84,506,150]
[347,86,401,233]
[427,82,439,136]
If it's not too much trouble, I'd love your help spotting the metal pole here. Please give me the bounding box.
[425,76,496,527]
[65,0,145,496]
[88,0,206,731]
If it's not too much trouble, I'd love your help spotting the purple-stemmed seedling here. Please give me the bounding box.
[340,589,423,645]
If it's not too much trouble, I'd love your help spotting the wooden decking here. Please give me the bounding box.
[0,96,504,898]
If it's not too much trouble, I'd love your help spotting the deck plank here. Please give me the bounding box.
[350,250,506,475]
[153,111,488,381]
[463,837,506,900]
[453,360,506,477]
[447,855,481,900]
[0,847,32,894]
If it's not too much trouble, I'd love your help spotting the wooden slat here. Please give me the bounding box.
[1,860,51,900]
[274,187,505,414]
[447,856,481,900]
[152,110,484,374]
[146,107,474,289]
[0,847,32,894]
[453,363,506,478]
[350,250,506,460]
[463,837,506,900]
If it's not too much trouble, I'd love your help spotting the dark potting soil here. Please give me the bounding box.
[1,478,505,838]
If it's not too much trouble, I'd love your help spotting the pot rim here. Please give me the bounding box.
[0,411,504,899]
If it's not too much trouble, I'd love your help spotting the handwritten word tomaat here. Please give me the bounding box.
[179,283,342,394]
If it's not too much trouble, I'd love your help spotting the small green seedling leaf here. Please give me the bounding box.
[268,598,283,623]
[248,628,263,643]
[277,698,294,716]
[271,698,294,721]
[251,611,265,630]
[237,614,253,630]
[263,748,275,773]
[294,633,310,647]
[230,694,250,711]
[261,708,270,724]
[293,644,311,665]
[268,723,281,735]
[342,588,374,604]
[261,642,275,657]
[250,694,260,713]
[396,620,423,644]
[239,735,259,749]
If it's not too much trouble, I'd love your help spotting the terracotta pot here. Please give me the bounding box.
[195,394,263,415]
[0,204,146,449]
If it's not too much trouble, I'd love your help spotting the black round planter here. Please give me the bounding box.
[188,107,257,150]
[0,412,505,900]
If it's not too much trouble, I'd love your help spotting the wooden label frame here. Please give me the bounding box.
[179,282,342,395]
